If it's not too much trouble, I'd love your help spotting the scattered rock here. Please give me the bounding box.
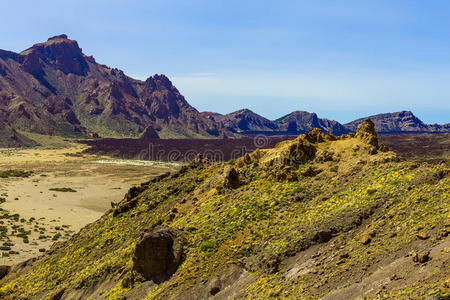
[273,166,297,182]
[412,250,430,263]
[132,226,184,283]
[390,274,400,281]
[0,265,10,280]
[339,253,349,259]
[49,288,65,300]
[301,166,321,177]
[208,277,221,296]
[313,230,333,243]
[367,229,377,237]
[418,251,430,263]
[388,232,397,238]
[361,236,371,245]
[417,232,430,240]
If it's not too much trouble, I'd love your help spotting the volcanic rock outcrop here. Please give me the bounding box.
[132,226,184,284]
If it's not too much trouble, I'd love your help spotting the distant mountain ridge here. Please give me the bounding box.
[202,110,351,135]
[203,109,449,136]
[344,111,450,133]
[0,34,227,141]
[275,111,351,135]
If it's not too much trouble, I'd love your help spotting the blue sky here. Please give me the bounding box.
[1,0,449,124]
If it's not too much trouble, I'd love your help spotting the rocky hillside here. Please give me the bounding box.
[0,35,226,140]
[0,121,37,148]
[0,119,448,299]
[345,111,450,133]
[204,109,350,135]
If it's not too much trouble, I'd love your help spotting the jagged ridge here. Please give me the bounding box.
[0,35,228,139]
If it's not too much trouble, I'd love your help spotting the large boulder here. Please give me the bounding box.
[223,166,241,189]
[0,265,10,280]
[132,226,184,283]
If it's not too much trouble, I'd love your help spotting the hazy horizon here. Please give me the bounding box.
[2,0,449,124]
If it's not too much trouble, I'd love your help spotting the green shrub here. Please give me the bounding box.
[366,188,377,195]
[200,240,216,252]
[0,170,33,178]
[49,187,77,193]
[52,233,62,241]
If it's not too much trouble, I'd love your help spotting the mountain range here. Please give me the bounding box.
[0,35,226,141]
[344,110,450,133]
[0,35,448,147]
[203,109,448,135]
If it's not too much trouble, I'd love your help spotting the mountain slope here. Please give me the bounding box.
[0,119,448,299]
[345,111,450,133]
[0,35,226,139]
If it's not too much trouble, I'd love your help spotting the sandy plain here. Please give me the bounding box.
[0,144,178,265]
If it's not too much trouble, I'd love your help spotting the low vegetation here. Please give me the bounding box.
[0,170,33,178]
[48,187,77,193]
[0,120,448,299]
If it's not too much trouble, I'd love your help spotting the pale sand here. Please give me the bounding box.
[0,145,179,265]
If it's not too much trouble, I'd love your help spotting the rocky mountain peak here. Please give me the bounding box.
[21,34,88,76]
[47,34,69,41]
[0,36,231,140]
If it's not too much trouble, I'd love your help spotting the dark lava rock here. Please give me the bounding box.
[223,166,240,189]
[0,265,10,280]
[132,226,184,283]
[313,230,333,243]
[361,236,372,245]
[49,288,65,300]
[412,250,430,263]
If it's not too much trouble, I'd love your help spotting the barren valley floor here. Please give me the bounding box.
[0,145,178,264]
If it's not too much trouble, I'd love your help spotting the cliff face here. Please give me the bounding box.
[0,35,227,139]
[345,111,450,133]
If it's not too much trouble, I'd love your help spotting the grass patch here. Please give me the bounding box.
[49,187,77,193]
[0,170,33,178]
